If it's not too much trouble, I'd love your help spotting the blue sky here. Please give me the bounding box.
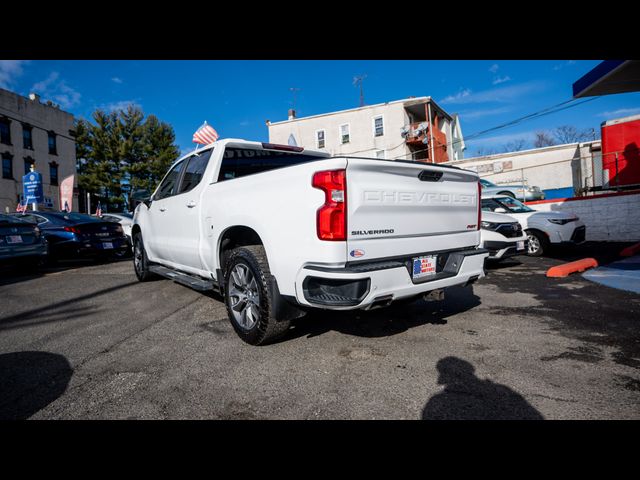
[1,60,639,157]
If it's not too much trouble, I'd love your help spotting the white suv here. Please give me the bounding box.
[480,210,528,261]
[481,195,586,256]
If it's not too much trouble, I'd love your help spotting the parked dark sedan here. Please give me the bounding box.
[0,213,48,266]
[9,212,128,260]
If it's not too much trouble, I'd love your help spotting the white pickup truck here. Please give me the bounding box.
[131,139,488,345]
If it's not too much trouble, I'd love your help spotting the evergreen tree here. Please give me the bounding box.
[75,105,179,211]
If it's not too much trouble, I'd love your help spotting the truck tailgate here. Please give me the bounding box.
[345,158,480,261]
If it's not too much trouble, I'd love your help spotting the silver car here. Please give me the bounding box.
[479,179,545,201]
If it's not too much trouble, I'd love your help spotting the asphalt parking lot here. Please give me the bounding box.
[1,242,639,420]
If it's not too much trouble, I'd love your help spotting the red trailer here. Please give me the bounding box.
[601,114,640,188]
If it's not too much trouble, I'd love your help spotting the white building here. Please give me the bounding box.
[267,96,465,163]
[0,88,77,212]
[448,141,603,199]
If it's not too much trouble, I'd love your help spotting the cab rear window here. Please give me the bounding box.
[217,148,319,182]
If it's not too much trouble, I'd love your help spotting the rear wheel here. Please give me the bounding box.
[133,233,155,281]
[526,230,549,257]
[224,245,290,346]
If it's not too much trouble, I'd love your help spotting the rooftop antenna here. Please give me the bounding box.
[289,87,301,112]
[353,74,367,107]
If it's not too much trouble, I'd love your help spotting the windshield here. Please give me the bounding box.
[118,213,133,219]
[482,196,534,213]
[480,179,497,188]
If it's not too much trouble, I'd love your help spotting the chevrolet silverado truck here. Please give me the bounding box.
[131,139,488,345]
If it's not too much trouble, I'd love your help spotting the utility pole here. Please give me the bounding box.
[353,74,367,107]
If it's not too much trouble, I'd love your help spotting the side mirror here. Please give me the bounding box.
[494,207,507,213]
[131,189,152,208]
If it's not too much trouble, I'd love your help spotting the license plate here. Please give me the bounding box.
[102,242,114,249]
[6,235,23,244]
[517,241,525,251]
[412,255,437,280]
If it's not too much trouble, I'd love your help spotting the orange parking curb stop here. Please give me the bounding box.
[546,258,598,278]
[620,242,640,257]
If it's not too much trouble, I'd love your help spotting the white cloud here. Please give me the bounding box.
[31,71,81,109]
[492,75,511,85]
[239,120,250,127]
[489,64,499,74]
[440,81,546,105]
[98,100,142,112]
[598,108,640,118]
[553,60,576,71]
[0,60,30,89]
[441,88,472,104]
[111,77,123,84]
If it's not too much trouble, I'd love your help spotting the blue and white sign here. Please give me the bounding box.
[22,171,44,204]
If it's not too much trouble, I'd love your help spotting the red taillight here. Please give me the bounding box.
[477,181,482,230]
[312,169,346,241]
[64,226,80,234]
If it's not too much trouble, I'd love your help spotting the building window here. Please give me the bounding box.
[375,150,385,159]
[48,131,57,155]
[23,124,33,150]
[316,130,325,149]
[49,161,59,186]
[24,157,35,175]
[0,118,11,145]
[2,153,13,179]
[340,124,350,144]
[373,116,384,137]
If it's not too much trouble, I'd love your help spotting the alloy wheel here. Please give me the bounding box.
[228,263,261,330]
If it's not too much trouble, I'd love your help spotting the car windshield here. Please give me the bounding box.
[118,213,133,219]
[482,196,535,213]
[480,179,497,188]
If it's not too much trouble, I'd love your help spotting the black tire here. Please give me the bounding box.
[526,230,549,257]
[133,233,155,281]
[223,245,291,346]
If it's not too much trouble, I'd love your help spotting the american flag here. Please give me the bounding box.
[96,202,102,216]
[16,200,27,213]
[192,121,219,145]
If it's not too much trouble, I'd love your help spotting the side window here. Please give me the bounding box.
[177,149,212,194]
[316,130,325,149]
[154,159,185,200]
[15,214,37,224]
[373,116,384,137]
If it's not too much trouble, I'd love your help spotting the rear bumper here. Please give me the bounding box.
[295,248,488,310]
[52,238,129,257]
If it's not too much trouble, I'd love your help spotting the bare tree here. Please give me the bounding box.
[502,138,528,152]
[553,125,594,144]
[533,131,556,148]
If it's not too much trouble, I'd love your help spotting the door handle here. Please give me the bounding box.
[159,207,167,212]
[186,200,196,208]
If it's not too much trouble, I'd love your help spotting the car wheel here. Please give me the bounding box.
[133,233,155,281]
[498,191,516,199]
[526,230,548,257]
[224,245,291,346]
